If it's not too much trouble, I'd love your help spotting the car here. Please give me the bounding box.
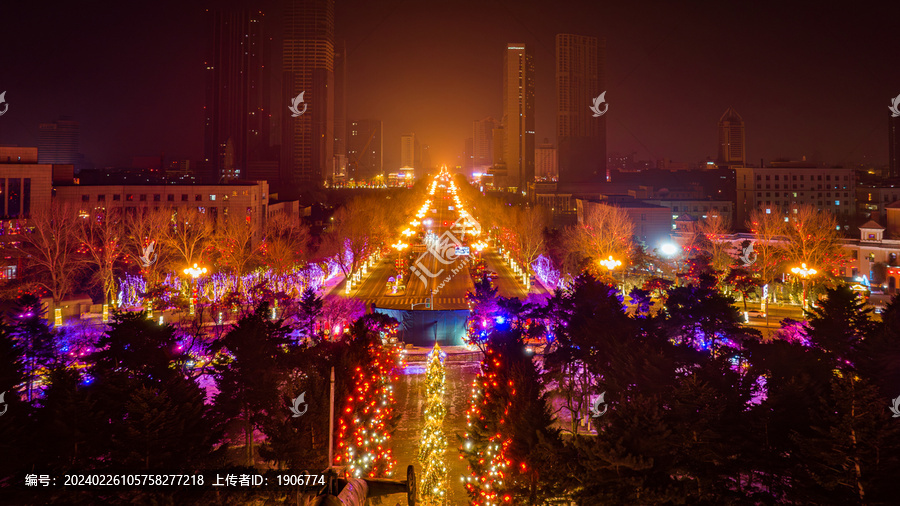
[484,271,498,279]
[745,310,764,318]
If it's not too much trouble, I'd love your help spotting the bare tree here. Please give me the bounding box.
[263,213,311,279]
[508,206,549,276]
[162,208,214,268]
[18,203,85,310]
[77,210,124,306]
[326,197,388,278]
[746,207,787,302]
[568,203,634,276]
[125,208,173,287]
[214,213,261,286]
[783,204,848,275]
[696,212,734,280]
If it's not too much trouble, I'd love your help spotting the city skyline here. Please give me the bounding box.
[0,1,898,173]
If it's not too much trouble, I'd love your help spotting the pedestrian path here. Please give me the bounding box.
[366,297,468,308]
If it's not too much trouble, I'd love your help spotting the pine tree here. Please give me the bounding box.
[296,287,324,340]
[10,294,57,402]
[213,302,291,467]
[418,344,449,505]
[804,285,875,367]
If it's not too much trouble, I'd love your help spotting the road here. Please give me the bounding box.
[383,355,480,506]
[338,174,546,310]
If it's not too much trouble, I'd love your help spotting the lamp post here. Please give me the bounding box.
[790,262,818,310]
[599,255,623,293]
[183,263,207,316]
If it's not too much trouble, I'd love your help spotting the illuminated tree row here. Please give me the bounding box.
[335,324,401,478]
[460,347,514,505]
[417,344,449,505]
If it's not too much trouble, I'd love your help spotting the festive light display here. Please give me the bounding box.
[460,347,515,505]
[418,344,449,505]
[336,324,404,478]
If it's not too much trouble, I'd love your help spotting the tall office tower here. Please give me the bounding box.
[717,107,746,169]
[400,133,416,169]
[203,9,269,184]
[501,43,535,191]
[473,117,497,172]
[890,112,900,179]
[347,120,383,181]
[282,0,335,194]
[334,40,348,159]
[536,140,558,181]
[556,34,605,186]
[38,118,79,165]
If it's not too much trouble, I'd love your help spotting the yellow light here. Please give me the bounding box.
[184,263,208,278]
[598,255,622,271]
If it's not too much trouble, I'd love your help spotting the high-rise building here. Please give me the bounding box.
[717,107,746,169]
[38,118,79,165]
[347,120,383,181]
[282,0,335,195]
[334,40,348,159]
[536,140,558,181]
[556,34,605,186]
[501,43,535,191]
[890,112,900,179]
[473,117,497,173]
[203,9,270,184]
[400,134,416,169]
[463,137,474,170]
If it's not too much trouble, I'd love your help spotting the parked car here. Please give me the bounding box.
[746,310,764,318]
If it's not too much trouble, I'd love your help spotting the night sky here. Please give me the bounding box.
[0,1,897,169]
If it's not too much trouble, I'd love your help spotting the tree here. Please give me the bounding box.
[77,210,124,306]
[746,208,787,303]
[124,208,172,287]
[695,212,733,281]
[783,204,848,277]
[567,203,634,276]
[418,344,449,505]
[325,197,389,279]
[507,206,548,278]
[92,311,185,381]
[724,267,761,311]
[295,287,323,340]
[10,294,56,402]
[213,303,291,466]
[262,213,310,280]
[214,213,259,289]
[162,207,214,268]
[803,285,874,367]
[17,203,85,309]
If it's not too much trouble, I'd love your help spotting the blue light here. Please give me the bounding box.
[495,316,505,324]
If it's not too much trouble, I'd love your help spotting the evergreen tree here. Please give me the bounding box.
[213,302,290,467]
[92,310,183,382]
[296,287,324,340]
[10,293,56,401]
[418,344,448,505]
[804,285,875,368]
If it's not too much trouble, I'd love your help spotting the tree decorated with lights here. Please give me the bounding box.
[461,329,564,505]
[335,314,402,478]
[418,343,449,505]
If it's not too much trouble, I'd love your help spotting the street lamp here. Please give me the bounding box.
[791,262,818,309]
[392,240,408,252]
[598,255,623,293]
[183,263,208,316]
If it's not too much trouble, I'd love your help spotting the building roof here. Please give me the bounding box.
[885,201,900,209]
[859,220,885,230]
[719,107,742,123]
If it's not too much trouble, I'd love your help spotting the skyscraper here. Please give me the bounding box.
[556,34,605,186]
[536,140,558,181]
[717,107,746,169]
[473,117,497,173]
[502,43,535,191]
[400,134,416,169]
[334,40,348,159]
[890,112,900,179]
[203,9,270,184]
[282,0,335,195]
[38,118,79,165]
[347,120,383,182]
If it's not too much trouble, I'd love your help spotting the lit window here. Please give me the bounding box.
[210,195,216,201]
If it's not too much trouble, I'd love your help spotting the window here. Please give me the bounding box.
[139,194,147,202]
[792,175,797,180]
[756,193,761,197]
[817,175,822,181]
[775,175,780,181]
[766,192,771,197]
[195,194,202,202]
[766,208,771,214]
[81,195,89,202]
[154,194,161,202]
[835,200,840,206]
[756,175,762,181]
[826,175,831,181]
[181,194,188,201]
[641,214,646,221]
[766,184,771,189]
[97,194,106,202]
[209,194,216,201]
[168,194,175,202]
[113,194,120,201]
[23,178,30,216]
[765,175,770,180]
[126,194,134,201]
[868,233,876,240]
[673,206,679,211]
